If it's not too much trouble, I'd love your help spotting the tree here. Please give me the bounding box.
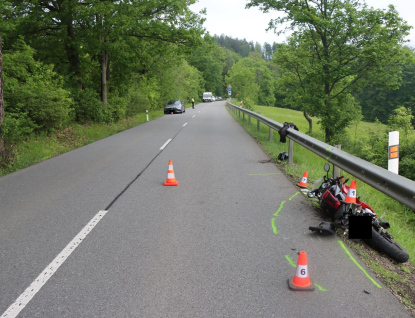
[226,52,276,108]
[388,106,414,140]
[187,41,226,96]
[356,47,415,123]
[4,0,205,120]
[263,42,273,61]
[247,0,411,142]
[214,35,253,58]
[222,48,241,83]
[3,39,73,132]
[226,62,259,109]
[0,34,4,161]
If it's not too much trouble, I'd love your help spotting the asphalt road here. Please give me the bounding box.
[0,101,411,317]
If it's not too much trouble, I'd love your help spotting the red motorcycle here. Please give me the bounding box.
[308,164,409,263]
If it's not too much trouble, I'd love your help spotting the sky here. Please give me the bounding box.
[190,0,415,47]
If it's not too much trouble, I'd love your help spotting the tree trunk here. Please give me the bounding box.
[97,11,109,106]
[325,126,332,143]
[65,19,83,90]
[303,110,312,133]
[0,34,5,162]
[100,50,109,105]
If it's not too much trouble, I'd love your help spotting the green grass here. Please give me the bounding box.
[256,105,320,134]
[229,102,415,266]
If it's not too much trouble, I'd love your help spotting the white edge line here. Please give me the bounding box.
[192,115,196,118]
[183,123,187,127]
[1,210,109,318]
[160,139,172,150]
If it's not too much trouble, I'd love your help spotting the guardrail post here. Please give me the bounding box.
[249,115,251,125]
[243,112,245,121]
[239,109,241,117]
[333,145,341,178]
[288,138,294,165]
[257,119,260,132]
[269,127,273,141]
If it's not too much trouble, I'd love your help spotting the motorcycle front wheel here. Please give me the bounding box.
[363,228,409,263]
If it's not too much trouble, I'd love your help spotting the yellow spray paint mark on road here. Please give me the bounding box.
[274,201,286,217]
[289,192,300,201]
[272,218,278,234]
[314,283,328,292]
[285,255,328,291]
[285,255,296,267]
[271,192,299,235]
[249,173,281,176]
[338,241,382,289]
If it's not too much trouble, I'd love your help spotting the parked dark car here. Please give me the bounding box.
[164,100,185,114]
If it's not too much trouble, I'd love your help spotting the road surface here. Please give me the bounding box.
[0,102,411,317]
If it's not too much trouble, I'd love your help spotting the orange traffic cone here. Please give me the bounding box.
[164,160,179,186]
[288,251,315,291]
[344,180,357,204]
[297,171,308,188]
[240,100,243,107]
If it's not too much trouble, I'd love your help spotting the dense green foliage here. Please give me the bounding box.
[248,0,412,143]
[356,48,415,124]
[0,0,211,164]
[214,34,276,61]
[226,52,276,109]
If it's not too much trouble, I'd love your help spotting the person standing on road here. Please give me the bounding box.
[192,97,195,109]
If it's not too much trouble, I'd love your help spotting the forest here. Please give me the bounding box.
[1,0,415,179]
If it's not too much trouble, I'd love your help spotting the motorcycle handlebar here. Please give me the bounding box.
[329,176,344,184]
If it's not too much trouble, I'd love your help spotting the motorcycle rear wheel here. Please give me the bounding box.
[363,228,409,263]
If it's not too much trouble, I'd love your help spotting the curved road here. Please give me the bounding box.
[0,102,411,317]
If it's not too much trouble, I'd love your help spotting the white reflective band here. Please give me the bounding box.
[168,165,173,170]
[295,265,308,278]
[167,172,175,178]
[301,177,307,183]
[348,189,356,198]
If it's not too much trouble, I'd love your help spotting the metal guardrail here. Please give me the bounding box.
[226,102,415,211]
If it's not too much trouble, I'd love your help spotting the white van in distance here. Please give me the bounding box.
[203,92,213,102]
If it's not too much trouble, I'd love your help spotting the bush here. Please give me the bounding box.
[108,95,127,122]
[241,97,255,111]
[0,113,37,167]
[72,88,106,123]
[4,39,73,132]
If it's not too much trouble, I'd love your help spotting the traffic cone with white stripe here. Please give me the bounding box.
[297,171,308,188]
[164,160,179,186]
[288,251,314,291]
[344,180,357,204]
